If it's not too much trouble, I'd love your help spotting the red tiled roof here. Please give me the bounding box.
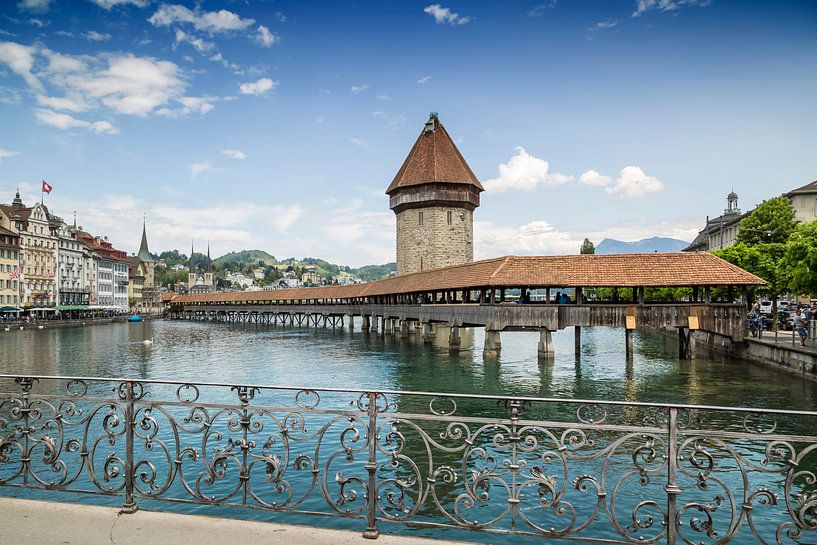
[174,253,765,304]
[386,115,484,194]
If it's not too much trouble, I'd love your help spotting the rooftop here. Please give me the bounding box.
[174,252,765,304]
[385,113,483,194]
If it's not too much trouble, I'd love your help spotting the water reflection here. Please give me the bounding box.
[1,320,816,411]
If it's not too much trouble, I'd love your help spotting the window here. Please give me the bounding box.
[418,211,424,226]
[447,210,453,225]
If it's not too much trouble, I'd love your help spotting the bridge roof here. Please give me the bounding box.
[173,252,764,304]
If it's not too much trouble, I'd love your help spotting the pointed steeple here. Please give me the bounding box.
[189,240,195,272]
[137,218,154,263]
[386,113,483,195]
[206,242,212,273]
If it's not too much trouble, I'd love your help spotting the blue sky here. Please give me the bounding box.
[0,0,815,266]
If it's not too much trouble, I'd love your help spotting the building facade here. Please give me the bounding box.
[0,226,21,308]
[784,180,817,223]
[684,192,748,252]
[187,244,214,294]
[57,223,90,306]
[128,222,156,309]
[387,113,484,275]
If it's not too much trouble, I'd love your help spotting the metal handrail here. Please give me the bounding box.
[0,373,814,417]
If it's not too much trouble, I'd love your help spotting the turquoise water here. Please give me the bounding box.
[1,320,816,544]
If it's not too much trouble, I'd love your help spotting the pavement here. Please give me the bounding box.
[0,497,471,545]
[750,329,817,352]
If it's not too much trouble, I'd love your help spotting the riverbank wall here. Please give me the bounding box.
[0,314,161,332]
[649,325,817,382]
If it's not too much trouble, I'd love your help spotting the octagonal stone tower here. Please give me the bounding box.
[387,113,484,276]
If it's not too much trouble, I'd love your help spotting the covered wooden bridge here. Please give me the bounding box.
[168,253,765,361]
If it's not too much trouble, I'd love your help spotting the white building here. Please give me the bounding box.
[57,223,90,306]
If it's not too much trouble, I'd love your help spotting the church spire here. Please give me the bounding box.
[137,218,154,263]
[190,240,195,272]
[207,242,212,273]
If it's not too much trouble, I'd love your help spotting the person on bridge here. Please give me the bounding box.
[793,308,808,347]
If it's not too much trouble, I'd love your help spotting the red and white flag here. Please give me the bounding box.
[41,180,52,194]
[9,268,20,279]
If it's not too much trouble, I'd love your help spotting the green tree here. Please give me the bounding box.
[736,196,797,245]
[781,220,817,297]
[580,238,595,254]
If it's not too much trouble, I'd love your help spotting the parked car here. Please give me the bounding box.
[759,301,773,316]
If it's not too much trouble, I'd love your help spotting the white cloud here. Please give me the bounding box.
[174,29,215,54]
[82,30,112,42]
[0,41,43,92]
[156,96,218,118]
[424,4,472,25]
[376,93,390,101]
[579,169,612,187]
[527,1,557,17]
[221,149,246,160]
[36,94,89,112]
[476,220,579,258]
[238,77,275,95]
[633,0,712,17]
[350,84,369,94]
[255,25,280,47]
[190,162,212,179]
[587,19,619,32]
[416,75,432,84]
[350,137,368,147]
[89,0,148,8]
[0,149,19,163]
[153,203,303,234]
[34,108,118,134]
[17,0,51,12]
[483,146,572,193]
[28,19,48,28]
[148,4,255,34]
[275,12,287,23]
[605,166,665,198]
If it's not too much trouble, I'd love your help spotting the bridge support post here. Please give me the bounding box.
[370,315,379,333]
[537,329,554,363]
[347,314,355,331]
[384,318,395,335]
[397,320,409,338]
[448,326,461,352]
[625,329,634,361]
[574,326,582,356]
[362,315,370,331]
[483,329,501,358]
[421,321,436,343]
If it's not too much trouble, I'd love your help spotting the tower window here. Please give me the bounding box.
[447,211,452,225]
[418,211,424,226]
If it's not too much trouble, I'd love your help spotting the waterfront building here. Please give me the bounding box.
[129,221,156,310]
[0,226,21,308]
[684,191,747,252]
[0,191,59,308]
[301,265,320,285]
[77,231,129,310]
[784,179,817,223]
[56,222,90,306]
[387,113,484,275]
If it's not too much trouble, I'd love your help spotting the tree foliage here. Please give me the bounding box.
[712,242,788,297]
[780,220,817,296]
[736,196,797,245]
[580,238,595,254]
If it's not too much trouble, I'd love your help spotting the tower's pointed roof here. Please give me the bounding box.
[190,241,195,272]
[386,113,483,194]
[137,220,154,263]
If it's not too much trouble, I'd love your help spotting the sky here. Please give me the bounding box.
[0,0,815,267]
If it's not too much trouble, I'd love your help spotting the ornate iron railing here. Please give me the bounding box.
[0,374,815,544]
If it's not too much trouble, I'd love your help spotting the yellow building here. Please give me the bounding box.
[0,226,21,310]
[785,180,817,223]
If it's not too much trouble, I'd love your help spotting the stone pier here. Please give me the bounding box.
[483,329,501,357]
[538,329,554,363]
[448,326,461,352]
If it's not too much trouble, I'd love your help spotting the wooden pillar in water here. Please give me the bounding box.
[538,329,554,363]
[448,326,461,352]
[625,314,636,361]
[361,315,370,331]
[574,326,582,356]
[483,329,501,358]
[397,319,409,338]
[421,321,435,343]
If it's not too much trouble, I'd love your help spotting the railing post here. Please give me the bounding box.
[122,380,137,513]
[363,391,379,539]
[665,407,680,545]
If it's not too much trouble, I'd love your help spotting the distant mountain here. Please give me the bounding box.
[207,249,396,281]
[595,237,689,254]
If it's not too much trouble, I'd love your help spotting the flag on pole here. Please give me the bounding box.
[42,180,52,194]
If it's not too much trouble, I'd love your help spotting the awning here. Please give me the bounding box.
[27,307,57,312]
[0,306,20,312]
[56,305,89,311]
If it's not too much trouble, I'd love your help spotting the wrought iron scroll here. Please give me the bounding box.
[0,375,816,544]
